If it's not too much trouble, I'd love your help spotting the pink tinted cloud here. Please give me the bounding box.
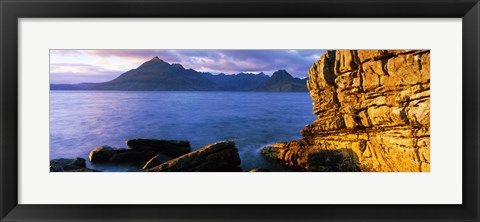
[84,49,323,76]
[50,50,85,56]
[87,50,181,63]
[51,49,324,83]
[50,63,122,84]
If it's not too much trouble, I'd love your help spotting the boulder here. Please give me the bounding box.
[89,145,158,163]
[110,149,158,163]
[142,153,172,170]
[50,158,87,172]
[146,141,242,172]
[89,146,116,162]
[126,139,191,158]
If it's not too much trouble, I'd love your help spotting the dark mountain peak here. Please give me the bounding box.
[236,72,266,76]
[272,69,289,75]
[171,63,185,70]
[256,69,307,92]
[137,56,168,69]
[51,59,306,92]
[270,70,294,81]
[150,56,163,62]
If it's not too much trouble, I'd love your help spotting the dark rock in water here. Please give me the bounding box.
[143,153,172,170]
[89,145,158,163]
[146,141,242,172]
[126,139,190,158]
[50,158,87,172]
[111,149,158,163]
[89,146,116,162]
[249,168,271,172]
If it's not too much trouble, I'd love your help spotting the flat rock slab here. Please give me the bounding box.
[147,141,241,172]
[89,145,158,163]
[126,139,191,158]
[50,158,98,172]
[50,158,86,172]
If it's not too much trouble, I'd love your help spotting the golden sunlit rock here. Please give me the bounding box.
[262,50,430,172]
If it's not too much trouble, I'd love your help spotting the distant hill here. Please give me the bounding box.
[90,57,220,91]
[203,72,270,91]
[256,70,308,92]
[51,57,307,92]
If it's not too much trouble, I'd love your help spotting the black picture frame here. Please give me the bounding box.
[1,0,479,221]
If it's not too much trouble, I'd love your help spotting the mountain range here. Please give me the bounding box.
[50,56,308,92]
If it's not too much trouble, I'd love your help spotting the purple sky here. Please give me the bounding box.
[50,50,326,84]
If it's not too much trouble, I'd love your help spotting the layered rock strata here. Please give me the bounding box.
[262,50,430,172]
[146,141,242,172]
[126,139,191,158]
[88,145,160,163]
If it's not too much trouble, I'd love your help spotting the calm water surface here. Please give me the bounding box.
[50,91,316,171]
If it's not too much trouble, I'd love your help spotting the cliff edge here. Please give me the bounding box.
[262,50,430,172]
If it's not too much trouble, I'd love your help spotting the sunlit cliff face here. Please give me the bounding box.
[262,50,431,172]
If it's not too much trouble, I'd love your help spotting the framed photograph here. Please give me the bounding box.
[1,0,479,221]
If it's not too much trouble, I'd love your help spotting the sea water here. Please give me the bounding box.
[50,91,316,171]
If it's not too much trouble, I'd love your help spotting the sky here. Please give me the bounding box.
[50,50,326,84]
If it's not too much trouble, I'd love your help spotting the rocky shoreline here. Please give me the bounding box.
[50,50,430,173]
[259,50,430,172]
[51,139,273,172]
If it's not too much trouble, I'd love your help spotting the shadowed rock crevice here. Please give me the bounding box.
[307,149,360,172]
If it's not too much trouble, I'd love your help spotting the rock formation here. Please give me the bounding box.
[50,158,99,172]
[89,139,190,164]
[262,50,430,172]
[83,139,242,172]
[88,145,156,163]
[146,141,242,172]
[126,139,191,158]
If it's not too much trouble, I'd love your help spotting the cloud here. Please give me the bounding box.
[85,49,324,76]
[50,63,122,84]
[50,49,326,84]
[50,50,85,56]
[87,50,181,64]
